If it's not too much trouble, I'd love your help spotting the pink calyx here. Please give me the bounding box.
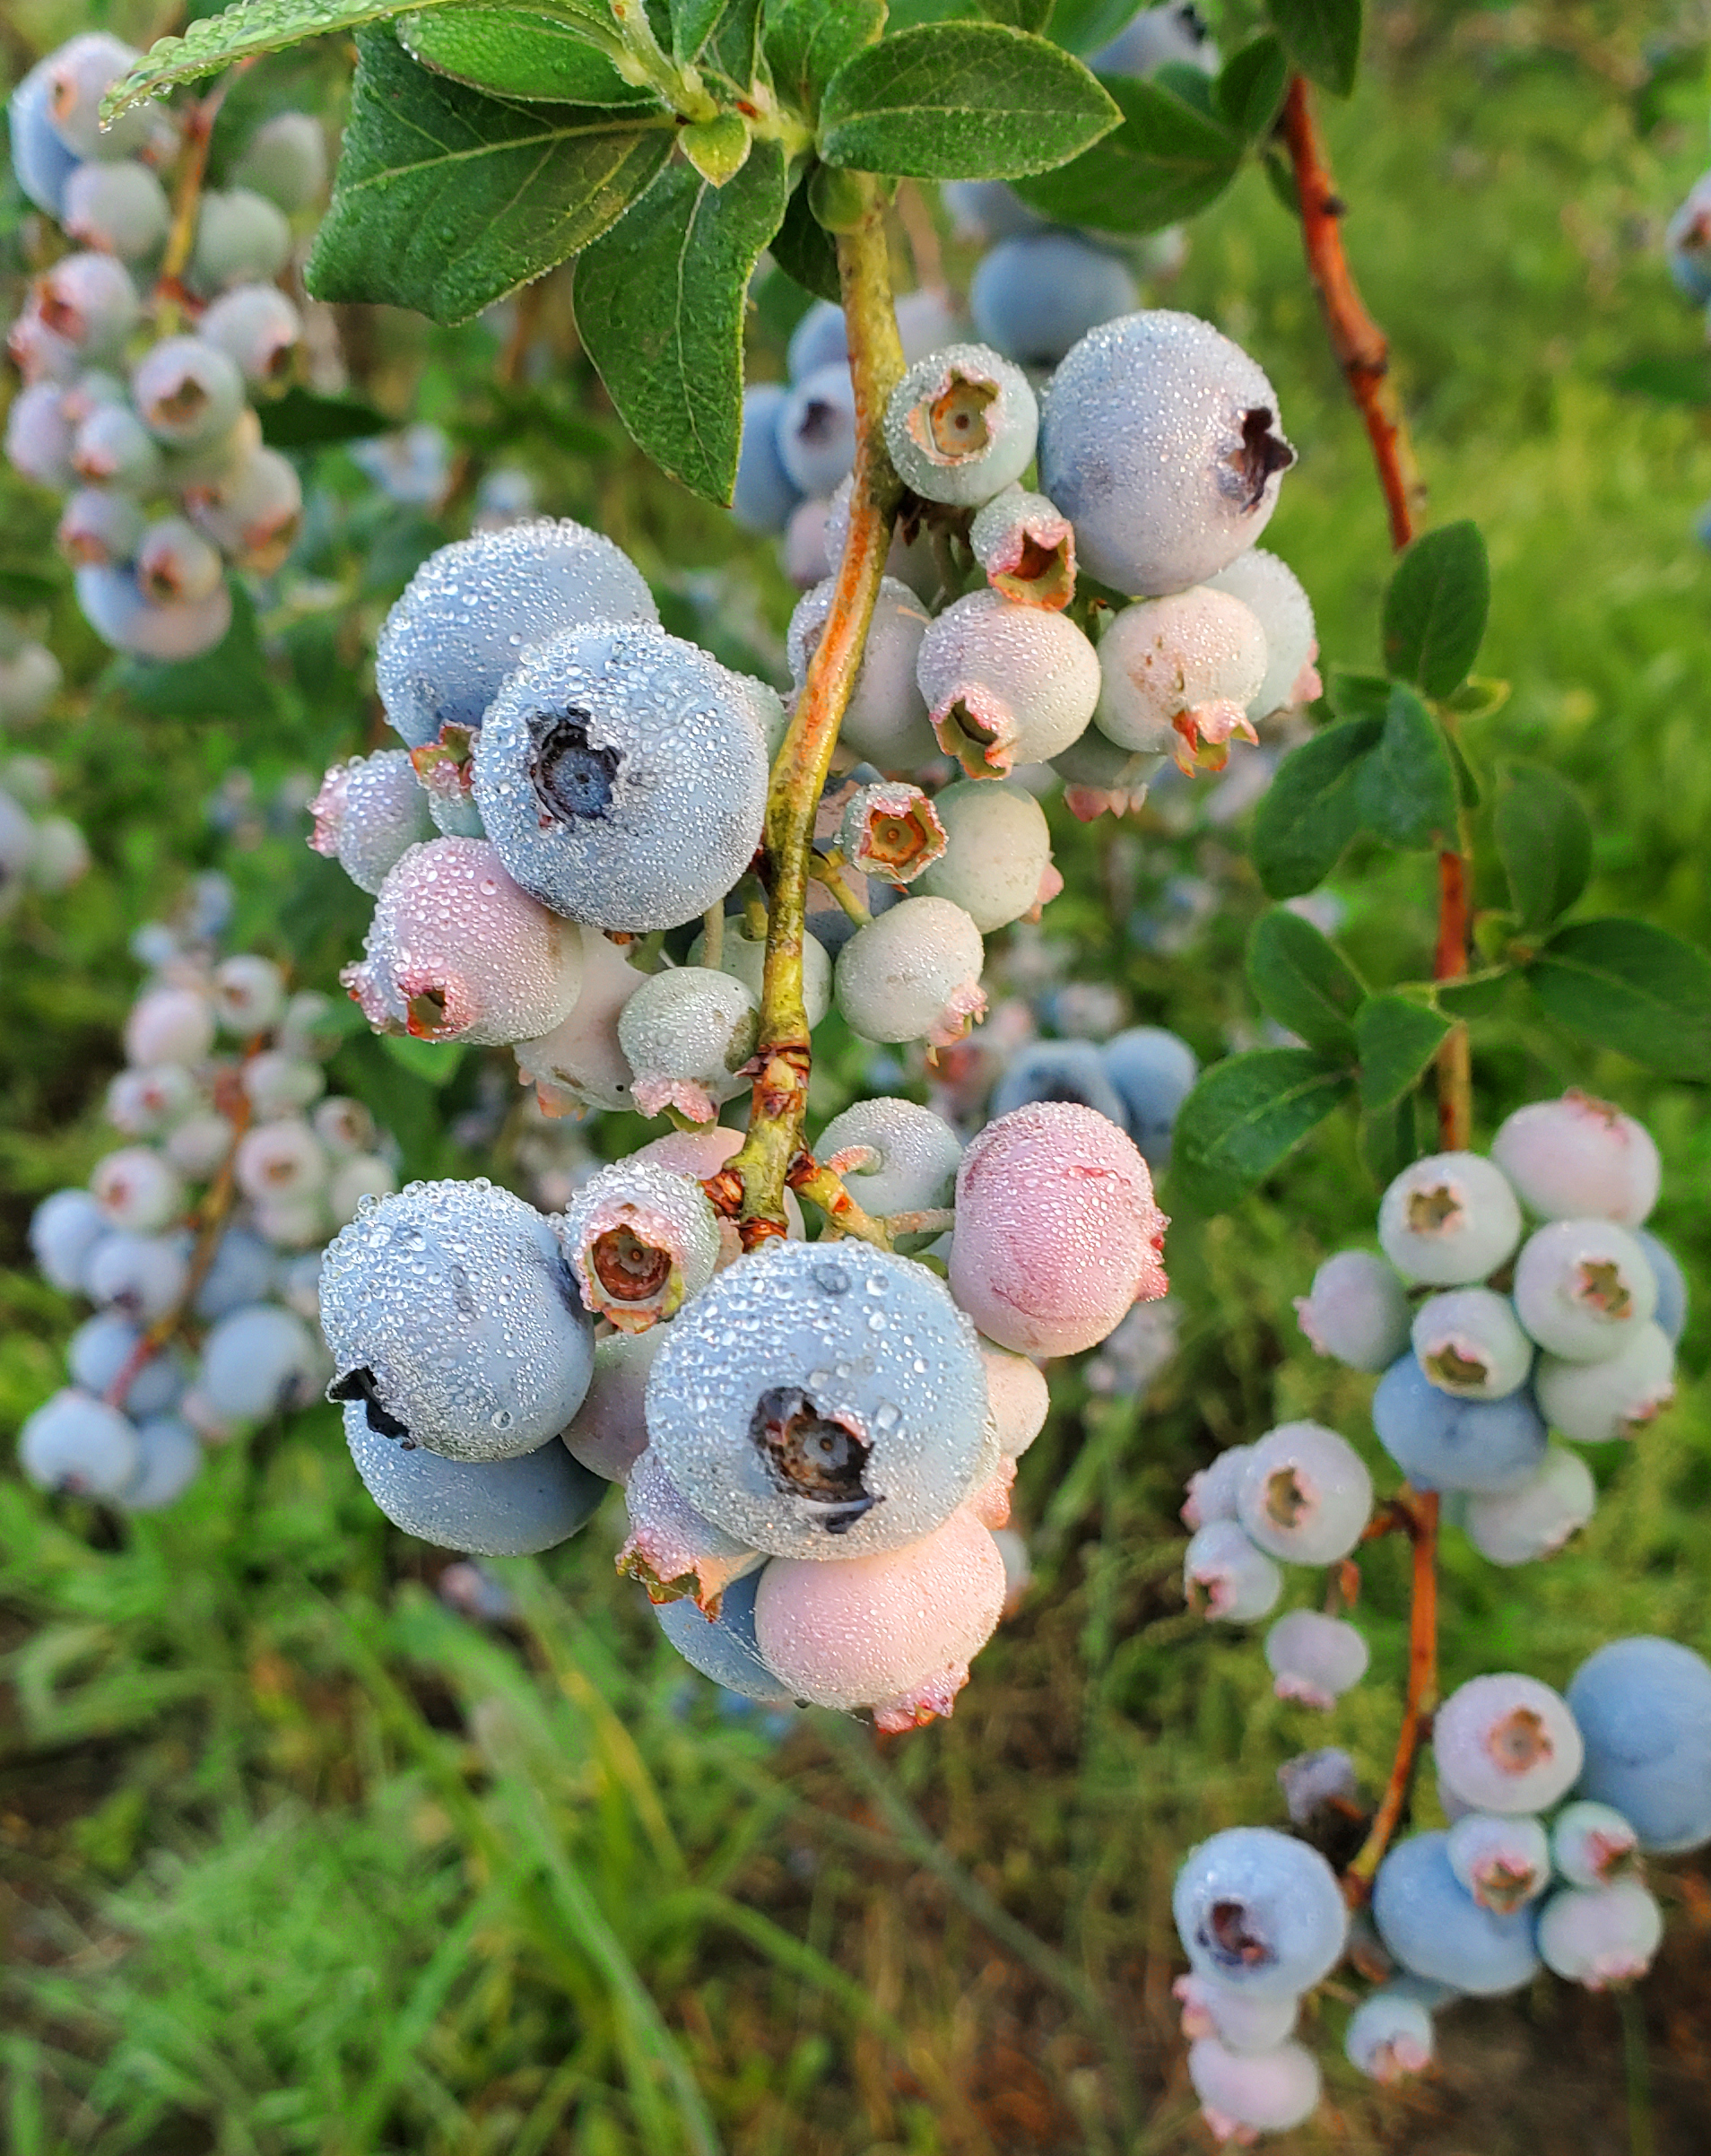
[1171,700,1260,776]
[872,1663,970,1734]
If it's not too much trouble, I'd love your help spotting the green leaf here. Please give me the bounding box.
[1635,42,1709,138]
[1525,918,1711,1080]
[1611,352,1711,406]
[1214,33,1289,141]
[1325,669,1390,722]
[574,139,788,502]
[769,175,842,300]
[397,10,661,105]
[1171,1049,1357,1213]
[1381,519,1490,699]
[1267,0,1362,99]
[109,582,277,720]
[104,0,615,117]
[306,30,673,327]
[0,567,60,609]
[673,0,762,82]
[1355,683,1458,851]
[1012,70,1242,231]
[976,0,1054,28]
[1355,993,1451,1113]
[1250,716,1383,899]
[1495,762,1593,933]
[1436,968,1511,1019]
[1045,0,1138,55]
[819,22,1119,181]
[1445,727,1482,810]
[765,0,885,114]
[1246,908,1365,1056]
[381,1032,468,1086]
[258,386,387,447]
[1359,1094,1417,1187]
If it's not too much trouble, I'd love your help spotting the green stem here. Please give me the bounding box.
[730,180,904,1239]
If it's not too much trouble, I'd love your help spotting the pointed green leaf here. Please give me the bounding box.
[1436,968,1512,1019]
[1325,668,1389,722]
[575,139,788,501]
[1495,763,1593,933]
[1355,683,1459,852]
[1267,0,1363,99]
[1012,70,1242,232]
[1356,993,1451,1113]
[307,31,673,326]
[1215,32,1290,141]
[105,0,617,117]
[258,386,387,445]
[1172,1048,1356,1213]
[1382,519,1490,699]
[1525,918,1711,1080]
[398,10,661,104]
[765,0,885,115]
[1045,0,1139,55]
[769,174,842,300]
[1250,715,1383,899]
[1359,1094,1418,1186]
[1246,908,1365,1055]
[673,0,762,82]
[976,0,1055,28]
[819,23,1119,181]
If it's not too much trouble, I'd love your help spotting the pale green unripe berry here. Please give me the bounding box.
[882,342,1038,508]
[912,781,1056,934]
[689,917,832,1028]
[834,896,986,1047]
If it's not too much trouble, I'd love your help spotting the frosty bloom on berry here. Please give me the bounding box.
[557,1159,720,1334]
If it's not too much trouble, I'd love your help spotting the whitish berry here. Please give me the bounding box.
[473,621,769,931]
[514,930,646,1116]
[1554,1801,1643,1888]
[233,1119,328,1209]
[309,749,433,896]
[645,1240,995,1560]
[1446,1811,1550,1913]
[968,486,1076,611]
[834,896,986,1048]
[189,188,292,292]
[788,575,935,769]
[689,917,832,1029]
[752,1505,1006,1727]
[883,343,1038,508]
[1491,1091,1659,1226]
[233,111,327,213]
[558,1159,721,1334]
[814,1095,961,1243]
[1534,1323,1674,1443]
[132,336,246,449]
[1204,549,1321,718]
[838,782,945,885]
[183,445,303,571]
[1370,1832,1542,1995]
[328,1154,397,1226]
[912,781,1057,935]
[1513,1219,1657,1362]
[616,964,757,1123]
[74,565,233,660]
[165,1111,238,1178]
[63,159,171,258]
[617,1446,766,1612]
[345,839,584,1046]
[121,1416,204,1511]
[777,361,856,497]
[200,283,304,388]
[320,1177,595,1461]
[1277,1746,1358,1828]
[1377,1151,1524,1287]
[1173,1974,1299,2056]
[1295,1249,1411,1372]
[1188,2038,1321,2142]
[20,1388,141,1499]
[1095,587,1266,773]
[126,985,213,1069]
[561,1327,660,1483]
[655,1566,796,1706]
[136,517,223,606]
[5,383,77,488]
[102,1063,190,1138]
[1238,1421,1373,1565]
[1568,1636,1711,1854]
[345,1408,605,1555]
[1265,1610,1370,1708]
[1411,1287,1534,1400]
[916,590,1099,777]
[1538,1882,1663,1988]
[1038,310,1294,597]
[1182,1445,1253,1530]
[57,485,145,567]
[1173,1826,1348,2001]
[45,33,153,158]
[0,637,61,722]
[1463,1445,1596,1566]
[34,253,141,361]
[30,1187,109,1291]
[375,520,658,750]
[91,1146,183,1232]
[1435,1672,1584,1813]
[1184,1520,1281,1622]
[87,1230,189,1321]
[980,1345,1049,1459]
[1343,1987,1436,2085]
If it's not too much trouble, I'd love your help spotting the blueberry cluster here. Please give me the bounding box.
[20,889,397,1513]
[0,748,88,921]
[1169,1088,1700,2140]
[5,33,325,657]
[1172,1638,1711,2140]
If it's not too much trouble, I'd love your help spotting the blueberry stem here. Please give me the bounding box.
[155,65,248,324]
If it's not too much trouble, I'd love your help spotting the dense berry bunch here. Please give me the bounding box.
[5,33,326,657]
[1170,1089,1698,2140]
[20,885,396,1513]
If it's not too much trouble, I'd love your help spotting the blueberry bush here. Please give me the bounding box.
[4,1,1711,2149]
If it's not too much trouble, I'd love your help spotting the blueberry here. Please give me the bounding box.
[1411,1287,1534,1401]
[616,964,758,1122]
[5,383,77,490]
[344,1404,606,1555]
[200,283,305,389]
[120,1415,204,1511]
[1181,1443,1253,1530]
[1551,1801,1642,1889]
[776,361,856,497]
[1342,1986,1436,2085]
[192,1227,277,1321]
[941,180,1045,244]
[63,158,172,259]
[1537,1882,1663,1989]
[8,60,81,217]
[1186,2038,1320,2140]
[1203,548,1321,718]
[834,895,987,1048]
[1567,1636,1711,1853]
[1435,1672,1584,1813]
[990,1039,1129,1126]
[1490,1090,1659,1226]
[320,1177,595,1462]
[513,930,646,1116]
[125,982,215,1066]
[375,520,658,750]
[1462,1444,1596,1567]
[132,336,246,450]
[30,1187,109,1292]
[67,1313,186,1419]
[86,1230,189,1322]
[1183,1519,1281,1621]
[970,230,1138,370]
[1172,1973,1299,2056]
[137,517,224,605]
[558,1158,722,1334]
[1172,1825,1348,2001]
[76,559,231,660]
[1666,170,1711,303]
[308,749,433,897]
[20,1387,142,1500]
[883,343,1038,509]
[1264,1610,1369,1708]
[814,1096,962,1237]
[838,781,947,887]
[189,187,292,294]
[644,1239,996,1561]
[91,1145,182,1232]
[1101,1025,1198,1165]
[1512,1218,1658,1362]
[44,33,154,160]
[787,575,935,769]
[618,1446,765,1611]
[1093,2,1219,76]
[1634,1230,1688,1345]
[57,485,145,568]
[1377,1151,1523,1288]
[232,111,327,213]
[1039,311,1294,597]
[1534,1322,1674,1444]
[561,1327,660,1484]
[912,781,1058,934]
[731,383,802,534]
[786,299,848,382]
[71,403,162,488]
[1237,1421,1372,1564]
[654,1565,796,1706]
[689,916,831,1027]
[1370,1832,1541,1995]
[184,444,304,572]
[1294,1249,1411,1373]
[968,486,1077,611]
[916,590,1099,776]
[1445,1812,1550,1913]
[1370,1352,1546,1493]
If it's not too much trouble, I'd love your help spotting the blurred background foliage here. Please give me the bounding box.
[3,0,1711,2149]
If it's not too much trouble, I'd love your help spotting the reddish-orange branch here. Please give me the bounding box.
[1346,1491,1440,1899]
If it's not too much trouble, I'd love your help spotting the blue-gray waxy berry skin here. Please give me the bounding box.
[375,519,659,749]
[343,1404,606,1556]
[473,621,769,933]
[654,1566,797,1706]
[319,1178,594,1463]
[991,1039,1129,1130]
[1172,1826,1348,2002]
[970,231,1138,371]
[644,1240,995,1563]
[1038,310,1294,598]
[1371,1352,1547,1493]
[1370,1832,1542,1995]
[1568,1636,1711,1854]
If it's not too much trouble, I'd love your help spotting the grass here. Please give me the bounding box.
[4,6,1711,2151]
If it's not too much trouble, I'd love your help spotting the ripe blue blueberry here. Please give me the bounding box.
[1567,1636,1711,1854]
[1371,1352,1547,1493]
[990,1039,1129,1128]
[731,383,802,535]
[1093,2,1219,75]
[86,1230,189,1322]
[1172,1825,1348,2001]
[19,1387,142,1500]
[344,1404,606,1555]
[197,1303,319,1424]
[67,1313,186,1420]
[121,1415,204,1511]
[30,1187,108,1292]
[1370,1831,1542,1995]
[653,1565,797,1707]
[969,230,1138,370]
[1634,1230,1687,1345]
[786,300,848,382]
[9,61,81,218]
[1101,1025,1199,1165]
[776,361,856,498]
[320,1178,595,1462]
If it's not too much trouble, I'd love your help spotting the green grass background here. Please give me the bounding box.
[3,3,1711,2150]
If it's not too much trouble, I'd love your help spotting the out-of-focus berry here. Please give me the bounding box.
[1463,1444,1596,1566]
[1184,1519,1281,1622]
[1568,1636,1711,1854]
[1295,1249,1411,1372]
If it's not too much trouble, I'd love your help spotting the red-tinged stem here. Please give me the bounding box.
[1345,1491,1440,1899]
[156,67,249,309]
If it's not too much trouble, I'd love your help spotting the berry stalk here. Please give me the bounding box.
[729,180,906,1241]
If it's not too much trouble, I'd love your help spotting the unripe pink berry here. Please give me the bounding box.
[617,1446,764,1613]
[980,1344,1049,1458]
[950,1100,1167,1354]
[91,1145,183,1231]
[753,1505,1007,1727]
[1094,587,1266,772]
[1491,1090,1660,1227]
